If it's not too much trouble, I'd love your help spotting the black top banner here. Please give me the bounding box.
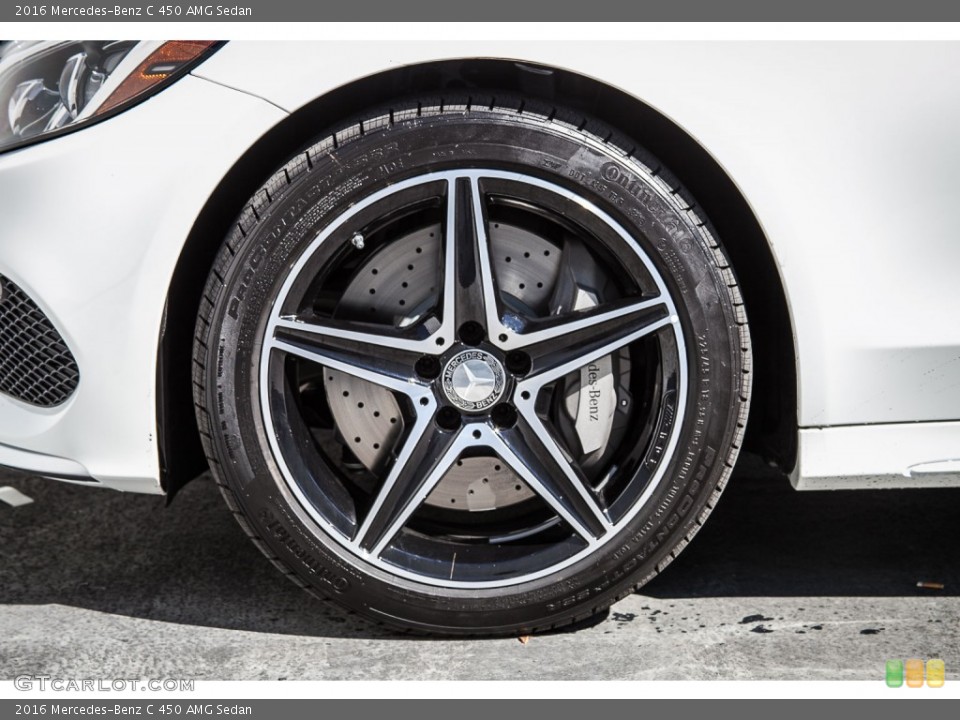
[5,0,960,22]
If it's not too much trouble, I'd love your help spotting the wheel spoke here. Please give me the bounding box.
[441,176,505,340]
[355,416,464,557]
[489,417,612,542]
[270,316,426,395]
[516,297,675,390]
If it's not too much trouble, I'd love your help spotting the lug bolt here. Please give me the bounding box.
[415,356,441,380]
[505,350,531,376]
[436,406,462,431]
[458,321,485,346]
[491,403,518,429]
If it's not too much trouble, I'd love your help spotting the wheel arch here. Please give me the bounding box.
[158,58,798,498]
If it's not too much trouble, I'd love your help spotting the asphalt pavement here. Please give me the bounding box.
[1,456,957,680]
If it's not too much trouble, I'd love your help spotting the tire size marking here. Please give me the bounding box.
[378,159,405,175]
[657,242,689,293]
[644,388,678,473]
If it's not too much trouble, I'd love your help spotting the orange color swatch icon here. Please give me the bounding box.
[905,659,925,687]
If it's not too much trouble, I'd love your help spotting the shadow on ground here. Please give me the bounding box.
[645,455,960,600]
[1,455,957,639]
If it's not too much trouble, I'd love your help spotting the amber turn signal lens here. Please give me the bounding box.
[97,41,217,115]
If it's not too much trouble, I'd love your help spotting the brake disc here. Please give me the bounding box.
[325,222,620,510]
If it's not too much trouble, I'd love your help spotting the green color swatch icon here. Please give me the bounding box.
[886,659,904,688]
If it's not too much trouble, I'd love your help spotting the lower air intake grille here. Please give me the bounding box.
[0,275,79,407]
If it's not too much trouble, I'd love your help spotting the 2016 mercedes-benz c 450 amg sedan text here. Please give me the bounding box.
[2,39,958,634]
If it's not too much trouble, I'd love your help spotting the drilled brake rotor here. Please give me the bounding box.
[325,222,607,511]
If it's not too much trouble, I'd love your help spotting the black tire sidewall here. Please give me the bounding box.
[202,108,745,634]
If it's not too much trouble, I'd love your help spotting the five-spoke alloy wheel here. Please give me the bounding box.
[194,98,750,634]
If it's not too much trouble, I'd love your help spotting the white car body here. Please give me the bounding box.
[1,40,958,494]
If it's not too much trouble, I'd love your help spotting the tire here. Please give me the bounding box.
[193,95,751,636]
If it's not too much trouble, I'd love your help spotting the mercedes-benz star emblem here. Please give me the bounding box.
[441,350,506,412]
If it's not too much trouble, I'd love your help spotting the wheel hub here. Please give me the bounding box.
[442,349,506,412]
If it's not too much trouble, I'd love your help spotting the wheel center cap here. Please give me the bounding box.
[442,350,506,412]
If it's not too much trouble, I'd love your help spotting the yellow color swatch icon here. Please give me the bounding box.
[905,659,925,688]
[927,659,945,688]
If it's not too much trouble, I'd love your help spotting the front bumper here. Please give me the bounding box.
[0,74,285,493]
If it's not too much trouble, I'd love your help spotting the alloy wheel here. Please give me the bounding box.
[258,169,688,588]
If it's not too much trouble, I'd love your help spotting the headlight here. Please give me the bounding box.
[0,40,219,154]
